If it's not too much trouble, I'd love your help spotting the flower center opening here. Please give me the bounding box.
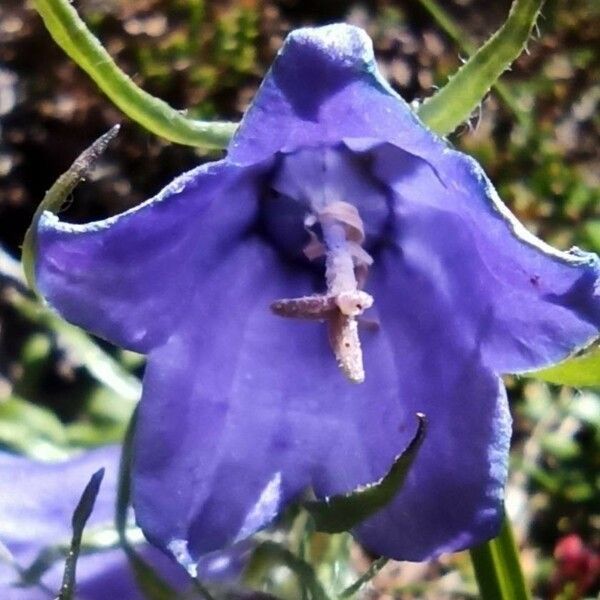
[264,145,387,383]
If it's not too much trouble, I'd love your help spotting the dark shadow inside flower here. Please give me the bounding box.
[260,143,396,264]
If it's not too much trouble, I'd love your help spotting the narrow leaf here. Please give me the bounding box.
[417,0,544,135]
[470,513,531,600]
[18,524,141,587]
[33,0,237,147]
[0,395,69,460]
[56,468,105,600]
[0,245,25,284]
[6,288,141,402]
[304,414,426,533]
[19,546,67,588]
[528,345,600,387]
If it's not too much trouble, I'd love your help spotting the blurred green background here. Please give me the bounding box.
[0,0,598,597]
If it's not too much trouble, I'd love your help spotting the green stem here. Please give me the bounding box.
[470,514,531,600]
[339,557,388,598]
[32,0,237,148]
[418,0,544,135]
[416,0,530,128]
[249,541,331,600]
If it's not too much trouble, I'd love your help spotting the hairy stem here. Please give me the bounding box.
[418,0,544,135]
[33,0,238,147]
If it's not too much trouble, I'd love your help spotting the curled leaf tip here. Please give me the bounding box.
[305,412,427,533]
[22,126,120,294]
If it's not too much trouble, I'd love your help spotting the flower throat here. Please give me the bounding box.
[268,147,378,383]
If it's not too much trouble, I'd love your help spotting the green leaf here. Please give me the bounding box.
[304,414,426,533]
[16,333,52,399]
[18,524,144,588]
[56,468,105,600]
[6,288,141,402]
[528,345,600,387]
[65,420,128,448]
[0,395,70,460]
[417,0,544,135]
[33,0,237,148]
[569,393,600,427]
[470,513,531,600]
[20,545,69,588]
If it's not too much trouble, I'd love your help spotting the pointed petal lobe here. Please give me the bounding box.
[36,161,261,353]
[369,143,600,373]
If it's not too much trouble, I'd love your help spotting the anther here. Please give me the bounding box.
[270,295,337,320]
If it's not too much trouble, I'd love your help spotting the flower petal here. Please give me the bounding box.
[315,250,510,561]
[0,547,187,600]
[227,24,441,166]
[222,22,600,371]
[0,446,164,598]
[227,21,599,370]
[132,238,411,564]
[0,447,118,564]
[36,161,262,353]
[368,143,600,373]
[0,447,243,598]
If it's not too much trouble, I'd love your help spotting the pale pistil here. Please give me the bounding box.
[270,202,373,383]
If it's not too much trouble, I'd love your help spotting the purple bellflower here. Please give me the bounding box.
[34,24,600,566]
[0,447,246,598]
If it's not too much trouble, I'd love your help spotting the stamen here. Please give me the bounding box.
[271,295,337,320]
[271,200,374,384]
